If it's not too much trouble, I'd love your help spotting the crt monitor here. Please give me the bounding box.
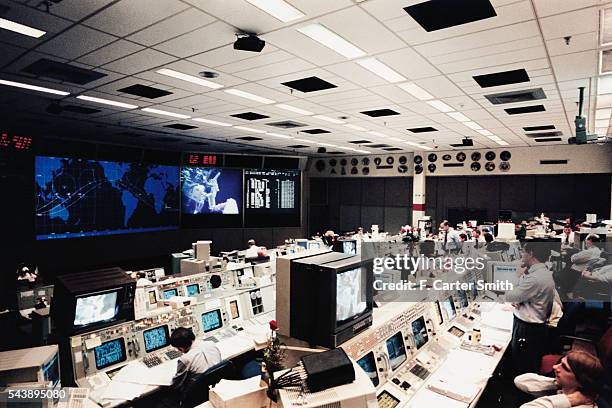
[94,338,127,370]
[357,352,379,386]
[411,316,429,350]
[386,331,407,371]
[307,241,321,250]
[73,289,120,329]
[201,309,223,333]
[490,262,520,287]
[457,289,469,308]
[163,288,178,300]
[336,267,368,324]
[143,325,169,353]
[441,296,456,320]
[295,239,308,249]
[186,284,200,297]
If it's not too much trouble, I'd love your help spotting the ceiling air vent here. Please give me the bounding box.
[267,121,307,129]
[22,58,107,85]
[540,159,568,164]
[485,88,546,105]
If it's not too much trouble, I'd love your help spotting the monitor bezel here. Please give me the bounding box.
[143,325,170,353]
[201,309,223,333]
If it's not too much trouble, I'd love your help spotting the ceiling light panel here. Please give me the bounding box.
[356,58,406,83]
[234,125,266,133]
[156,68,223,89]
[313,115,345,124]
[0,17,46,38]
[0,79,69,95]
[266,132,293,139]
[244,0,305,23]
[447,112,470,122]
[141,108,190,119]
[224,89,275,104]
[463,121,482,130]
[297,23,366,59]
[275,103,314,115]
[426,100,454,112]
[476,129,493,136]
[397,82,433,100]
[76,95,138,109]
[343,124,367,131]
[192,118,232,126]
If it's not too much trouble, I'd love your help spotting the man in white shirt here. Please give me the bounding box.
[505,241,556,375]
[560,235,603,298]
[439,221,461,253]
[245,239,260,258]
[514,350,604,408]
[558,225,576,250]
[169,327,222,393]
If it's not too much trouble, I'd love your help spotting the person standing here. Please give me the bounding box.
[505,241,556,375]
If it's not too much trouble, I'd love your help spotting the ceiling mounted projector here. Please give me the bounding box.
[234,34,265,53]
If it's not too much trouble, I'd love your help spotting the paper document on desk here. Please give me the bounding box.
[218,336,254,360]
[438,349,495,383]
[112,360,176,386]
[408,388,468,408]
[99,380,148,400]
[480,304,513,331]
[243,324,269,345]
[212,376,261,399]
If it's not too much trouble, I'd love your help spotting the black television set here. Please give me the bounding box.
[332,239,357,255]
[51,267,136,335]
[288,253,373,347]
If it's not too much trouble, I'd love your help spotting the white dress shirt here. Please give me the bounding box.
[514,373,597,408]
[172,340,222,391]
[245,245,260,258]
[505,263,556,324]
[571,247,602,271]
[558,232,575,248]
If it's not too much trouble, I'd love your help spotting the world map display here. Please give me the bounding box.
[35,156,179,240]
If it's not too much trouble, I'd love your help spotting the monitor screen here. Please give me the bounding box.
[434,300,444,325]
[296,240,308,249]
[143,325,169,353]
[181,167,242,228]
[163,288,178,300]
[244,169,300,227]
[492,264,519,287]
[411,316,429,350]
[308,242,320,250]
[357,352,379,386]
[186,284,200,297]
[336,267,367,324]
[74,290,119,327]
[386,331,407,371]
[458,289,469,308]
[43,352,60,388]
[35,156,179,240]
[343,241,356,255]
[229,300,240,320]
[94,338,127,370]
[441,296,456,320]
[202,309,223,333]
[148,291,157,305]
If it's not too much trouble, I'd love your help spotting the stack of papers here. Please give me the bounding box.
[212,376,262,399]
[112,360,176,386]
[100,381,148,401]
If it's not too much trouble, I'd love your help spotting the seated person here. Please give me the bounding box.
[322,230,335,247]
[245,239,259,258]
[514,351,604,408]
[170,327,222,394]
[558,225,576,250]
[560,235,603,297]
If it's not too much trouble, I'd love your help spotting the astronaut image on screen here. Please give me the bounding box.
[74,292,118,326]
[412,316,429,349]
[181,168,239,215]
[336,268,367,323]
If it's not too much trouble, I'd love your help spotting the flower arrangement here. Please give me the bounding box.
[263,320,286,374]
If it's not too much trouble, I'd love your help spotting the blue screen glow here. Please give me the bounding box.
[35,156,179,240]
[163,289,178,299]
[202,309,222,333]
[94,338,126,370]
[143,326,169,353]
[186,284,200,296]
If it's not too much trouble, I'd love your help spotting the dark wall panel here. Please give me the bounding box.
[341,179,362,205]
[309,205,329,235]
[243,228,274,250]
[361,206,384,230]
[436,177,467,219]
[340,205,361,232]
[362,179,385,205]
[310,178,327,205]
[535,176,574,213]
[385,207,410,233]
[500,176,535,211]
[385,177,412,206]
[467,177,500,220]
[573,174,611,218]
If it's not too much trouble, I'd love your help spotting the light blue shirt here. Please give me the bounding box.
[505,263,556,324]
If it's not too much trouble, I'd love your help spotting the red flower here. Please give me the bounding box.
[269,320,278,331]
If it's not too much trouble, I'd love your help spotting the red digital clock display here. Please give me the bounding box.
[1,132,33,151]
[186,153,221,166]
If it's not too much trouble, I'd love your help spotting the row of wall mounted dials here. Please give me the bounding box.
[413,151,512,174]
[314,155,410,175]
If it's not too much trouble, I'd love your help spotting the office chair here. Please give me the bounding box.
[181,360,236,407]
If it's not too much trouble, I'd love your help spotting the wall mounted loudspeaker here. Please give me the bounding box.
[414,155,423,164]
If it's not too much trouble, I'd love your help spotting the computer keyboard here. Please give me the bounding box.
[409,364,431,380]
[166,350,182,360]
[143,355,163,368]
